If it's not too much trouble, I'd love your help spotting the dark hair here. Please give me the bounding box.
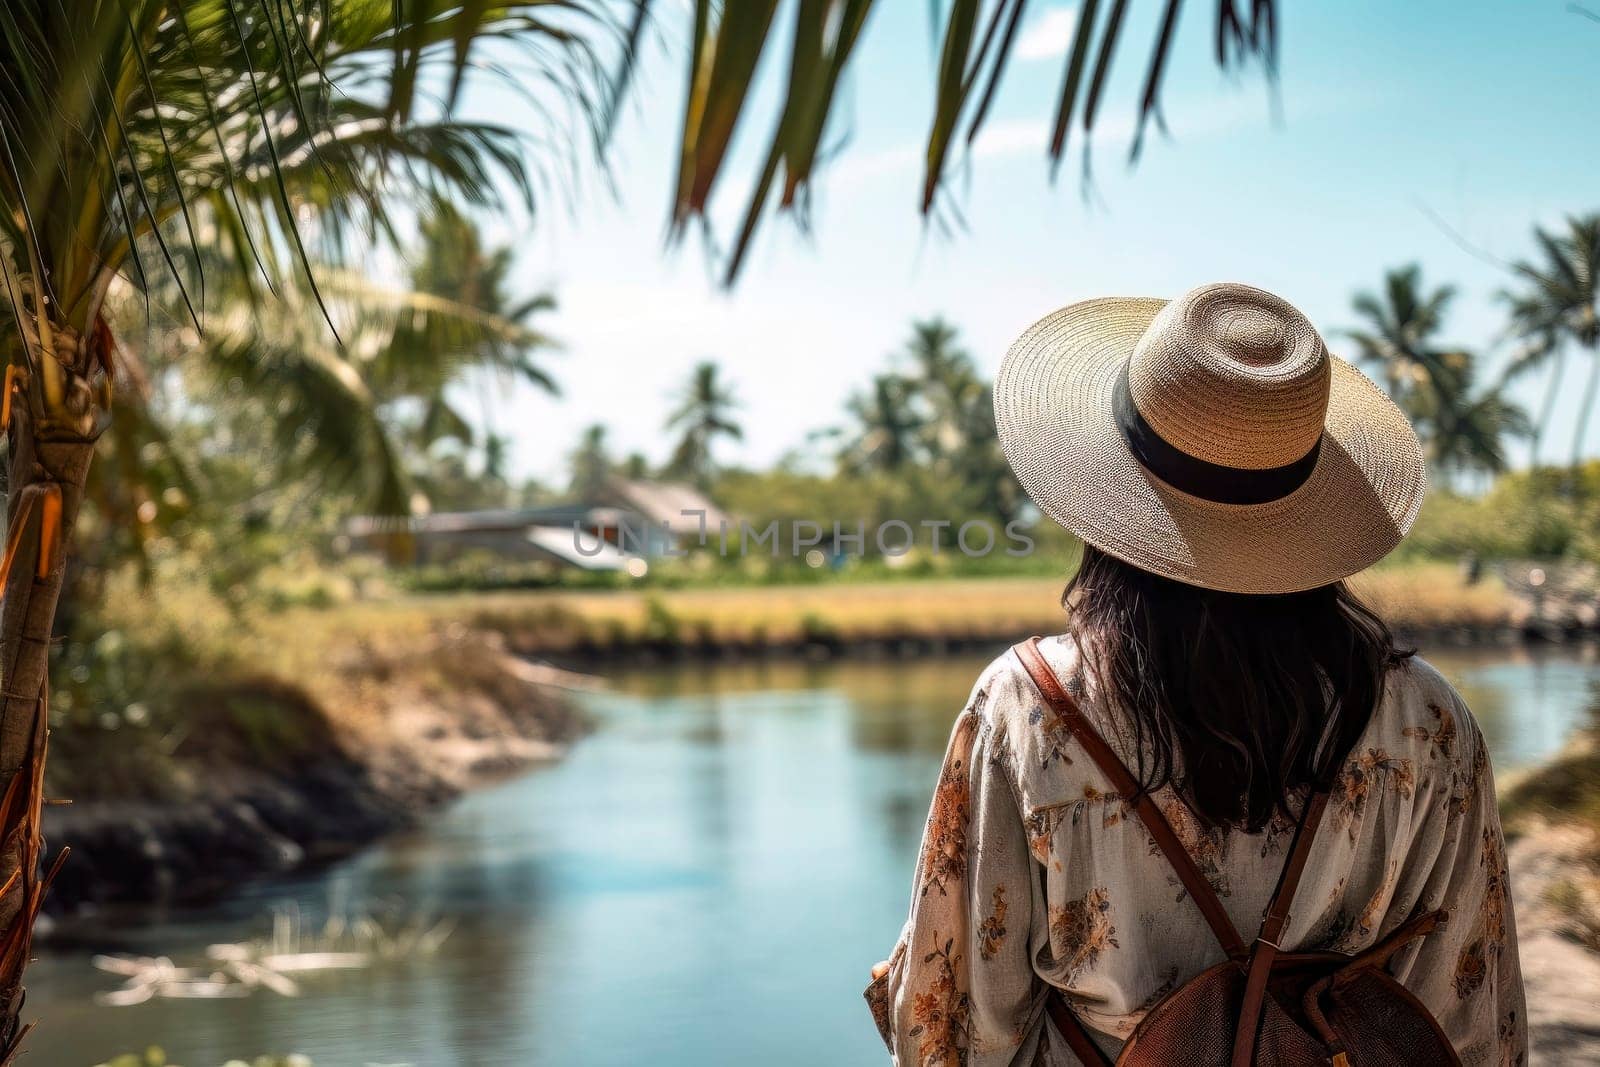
[1064,543,1411,832]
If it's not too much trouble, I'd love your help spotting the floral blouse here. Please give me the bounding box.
[865,636,1527,1066]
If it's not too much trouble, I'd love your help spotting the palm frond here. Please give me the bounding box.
[656,0,1278,283]
[0,0,618,352]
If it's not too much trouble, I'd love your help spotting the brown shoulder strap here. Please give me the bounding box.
[1013,638,1247,960]
[1260,789,1328,948]
[1045,995,1115,1067]
[1231,787,1330,1067]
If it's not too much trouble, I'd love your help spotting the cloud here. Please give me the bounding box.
[833,86,1352,186]
[1015,6,1079,62]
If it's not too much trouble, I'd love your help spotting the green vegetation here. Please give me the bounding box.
[0,2,1592,1052]
[1401,463,1600,561]
[1503,216,1600,466]
[98,1052,307,1067]
[1504,724,1600,840]
[665,362,744,490]
[0,5,615,1041]
[1347,265,1528,482]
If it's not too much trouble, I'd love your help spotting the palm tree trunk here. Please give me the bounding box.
[1532,347,1566,468]
[0,357,97,1059]
[1571,347,1600,478]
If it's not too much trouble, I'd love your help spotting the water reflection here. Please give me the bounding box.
[23,642,1596,1066]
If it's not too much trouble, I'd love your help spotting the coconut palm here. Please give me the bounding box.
[1501,214,1600,467]
[906,319,973,397]
[903,318,977,459]
[841,374,923,475]
[654,1,1283,281]
[620,452,653,480]
[1412,354,1531,486]
[665,361,743,490]
[190,220,558,519]
[0,2,609,1051]
[1345,266,1532,485]
[959,380,1025,523]
[1430,388,1530,486]
[1345,265,1467,421]
[569,424,614,501]
[87,214,557,579]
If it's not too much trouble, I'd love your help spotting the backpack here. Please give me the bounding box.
[1013,638,1460,1067]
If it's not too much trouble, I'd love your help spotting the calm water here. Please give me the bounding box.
[23,643,1600,1066]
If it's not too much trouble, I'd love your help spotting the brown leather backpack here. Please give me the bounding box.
[1014,638,1460,1067]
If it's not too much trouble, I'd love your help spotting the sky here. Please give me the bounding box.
[464,0,1600,487]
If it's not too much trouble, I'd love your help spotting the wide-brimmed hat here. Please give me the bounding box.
[993,282,1426,594]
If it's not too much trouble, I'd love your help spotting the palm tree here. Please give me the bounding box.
[1502,215,1600,468]
[841,374,923,475]
[665,362,742,490]
[946,378,1025,524]
[0,0,1290,1042]
[1346,265,1466,422]
[621,453,653,480]
[177,213,559,520]
[654,1,1285,281]
[903,318,977,460]
[1419,357,1531,487]
[1345,266,1533,487]
[0,2,609,1051]
[569,424,614,501]
[906,319,973,397]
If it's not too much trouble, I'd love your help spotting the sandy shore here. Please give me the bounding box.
[1508,824,1600,1063]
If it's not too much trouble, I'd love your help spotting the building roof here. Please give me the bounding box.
[599,478,730,538]
[344,480,730,544]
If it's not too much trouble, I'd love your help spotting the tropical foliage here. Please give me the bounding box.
[839,374,923,475]
[568,423,614,500]
[0,0,610,1053]
[654,1,1284,280]
[832,318,1021,522]
[665,361,743,489]
[1502,214,1600,466]
[1347,265,1528,484]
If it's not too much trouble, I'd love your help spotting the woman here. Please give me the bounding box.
[865,284,1526,1065]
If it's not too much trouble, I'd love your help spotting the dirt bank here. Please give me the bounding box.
[39,630,589,924]
[1507,824,1600,1062]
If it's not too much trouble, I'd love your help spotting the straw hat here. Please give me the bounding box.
[993,282,1426,594]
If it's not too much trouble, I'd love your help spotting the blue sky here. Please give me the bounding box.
[475,1,1600,486]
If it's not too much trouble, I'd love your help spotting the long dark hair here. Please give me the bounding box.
[1064,544,1411,832]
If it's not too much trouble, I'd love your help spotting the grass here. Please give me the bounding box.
[1350,561,1519,631]
[279,558,1519,656]
[1503,732,1600,834]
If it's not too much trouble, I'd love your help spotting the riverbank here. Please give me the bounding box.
[297,561,1536,666]
[41,628,589,924]
[27,590,1600,1062]
[35,561,1595,924]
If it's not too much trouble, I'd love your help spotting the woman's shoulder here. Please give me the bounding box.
[964,633,1080,713]
[1357,654,1489,786]
[961,635,1097,785]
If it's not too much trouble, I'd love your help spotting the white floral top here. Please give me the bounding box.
[866,636,1527,1066]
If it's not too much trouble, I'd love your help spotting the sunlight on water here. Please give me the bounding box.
[23,644,1596,1066]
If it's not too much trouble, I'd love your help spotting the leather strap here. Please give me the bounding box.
[1230,789,1329,1067]
[1015,637,1338,1067]
[1046,994,1115,1067]
[1014,638,1247,958]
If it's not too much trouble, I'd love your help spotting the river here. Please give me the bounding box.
[21,643,1599,1066]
